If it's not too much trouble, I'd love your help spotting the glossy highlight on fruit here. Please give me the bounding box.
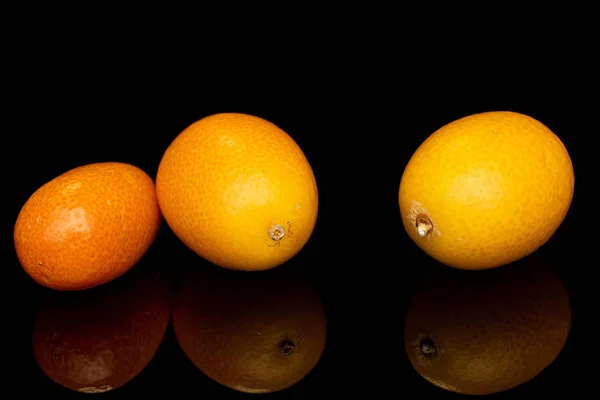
[172,266,327,394]
[399,111,574,270]
[14,162,162,291]
[404,255,571,395]
[156,113,318,271]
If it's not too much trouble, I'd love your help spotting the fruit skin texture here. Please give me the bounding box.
[156,113,318,272]
[32,265,172,394]
[399,111,574,270]
[404,256,571,395]
[14,162,162,291]
[172,267,327,394]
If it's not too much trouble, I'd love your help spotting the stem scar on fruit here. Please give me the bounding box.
[412,333,443,366]
[407,201,441,240]
[269,224,286,241]
[278,339,296,356]
[419,336,437,357]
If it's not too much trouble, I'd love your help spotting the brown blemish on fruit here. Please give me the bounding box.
[407,201,441,240]
[268,224,286,241]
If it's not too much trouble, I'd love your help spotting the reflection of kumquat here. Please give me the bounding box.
[32,265,172,393]
[404,256,571,395]
[172,267,327,394]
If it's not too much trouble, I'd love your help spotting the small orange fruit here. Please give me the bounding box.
[14,162,162,290]
[156,113,318,271]
[399,111,574,270]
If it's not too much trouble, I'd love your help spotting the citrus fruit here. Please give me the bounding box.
[14,162,162,290]
[32,265,172,393]
[156,113,318,271]
[172,266,327,394]
[404,255,571,395]
[399,111,574,270]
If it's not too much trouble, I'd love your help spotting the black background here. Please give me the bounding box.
[7,52,588,398]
